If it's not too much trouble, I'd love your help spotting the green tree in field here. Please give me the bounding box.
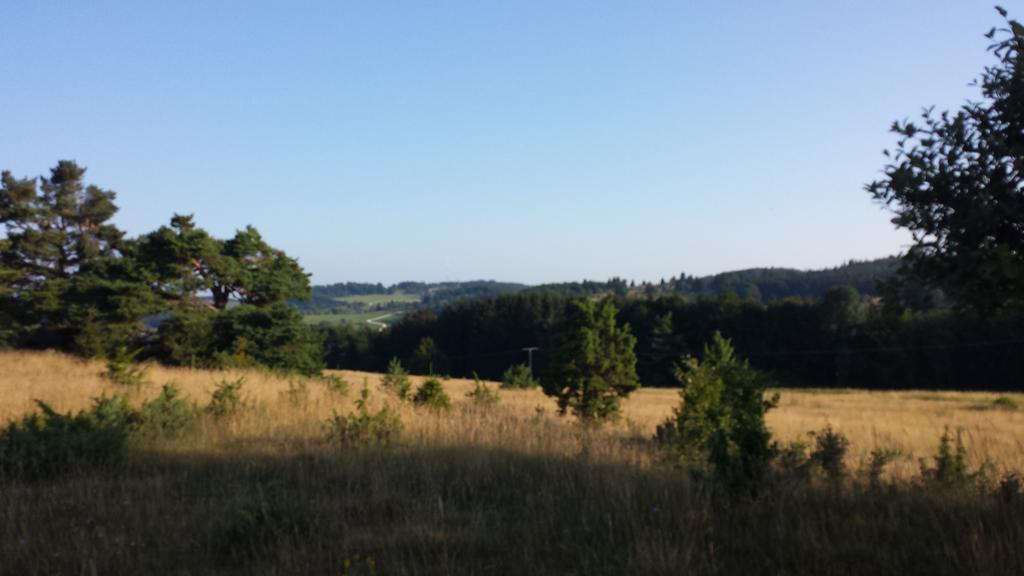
[867,8,1024,313]
[656,332,777,485]
[0,161,162,353]
[543,298,639,422]
[138,214,310,309]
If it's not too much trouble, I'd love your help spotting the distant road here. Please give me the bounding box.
[367,313,394,330]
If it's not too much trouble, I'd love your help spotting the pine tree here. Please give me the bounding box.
[543,298,639,422]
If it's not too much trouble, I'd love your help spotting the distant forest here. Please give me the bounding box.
[294,257,899,316]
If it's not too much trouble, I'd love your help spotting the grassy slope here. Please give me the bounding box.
[1,351,1023,575]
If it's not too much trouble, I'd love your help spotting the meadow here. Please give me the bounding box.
[1,351,1023,575]
[334,293,423,306]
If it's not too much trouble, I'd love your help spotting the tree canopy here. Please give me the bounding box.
[867,8,1024,313]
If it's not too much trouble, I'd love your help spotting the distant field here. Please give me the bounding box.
[302,310,403,326]
[333,292,421,305]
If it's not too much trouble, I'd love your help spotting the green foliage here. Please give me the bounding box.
[381,357,412,400]
[466,374,500,408]
[0,395,135,477]
[809,425,850,481]
[212,305,324,376]
[137,385,198,439]
[103,346,148,387]
[866,10,1024,313]
[655,332,778,485]
[992,395,1020,410]
[543,298,639,422]
[280,380,310,408]
[0,161,164,354]
[501,363,539,389]
[867,447,902,486]
[324,384,403,448]
[207,378,248,419]
[321,374,349,397]
[408,336,448,375]
[413,376,451,411]
[155,306,217,368]
[921,427,971,485]
[137,215,311,310]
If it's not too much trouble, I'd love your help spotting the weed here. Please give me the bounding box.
[466,373,499,408]
[809,425,849,481]
[207,378,247,419]
[321,374,349,397]
[325,384,402,448]
[381,358,411,400]
[280,379,310,408]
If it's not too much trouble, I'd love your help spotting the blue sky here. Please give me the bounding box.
[0,2,1003,284]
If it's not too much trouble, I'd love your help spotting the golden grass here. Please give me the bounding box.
[4,350,1021,475]
[2,350,1024,575]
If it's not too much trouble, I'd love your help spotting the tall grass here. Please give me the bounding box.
[1,351,1023,574]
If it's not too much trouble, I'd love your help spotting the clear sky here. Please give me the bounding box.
[0,2,1003,285]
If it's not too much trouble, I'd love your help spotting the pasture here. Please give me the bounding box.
[1,350,1022,575]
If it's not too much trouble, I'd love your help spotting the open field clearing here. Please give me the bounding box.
[334,292,422,305]
[4,351,1021,475]
[302,310,403,326]
[1,351,1023,575]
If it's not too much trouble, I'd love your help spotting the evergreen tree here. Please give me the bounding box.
[543,298,639,422]
[0,161,161,353]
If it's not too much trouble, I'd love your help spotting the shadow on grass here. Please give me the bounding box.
[1,443,1023,576]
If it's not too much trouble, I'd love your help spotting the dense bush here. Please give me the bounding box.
[0,396,136,477]
[413,376,451,411]
[656,332,777,485]
[137,384,198,439]
[501,363,539,389]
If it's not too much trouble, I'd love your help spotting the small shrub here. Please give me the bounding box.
[0,395,135,477]
[324,384,403,448]
[137,384,198,439]
[207,378,248,419]
[996,473,1023,503]
[501,364,539,389]
[381,358,411,400]
[321,374,349,397]
[777,439,811,478]
[992,396,1020,410]
[413,376,451,411]
[809,425,849,481]
[466,373,500,408]
[103,346,148,387]
[280,379,310,408]
[921,426,970,484]
[866,447,901,486]
[656,332,777,486]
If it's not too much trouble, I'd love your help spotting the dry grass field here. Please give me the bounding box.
[4,350,1021,475]
[1,350,1023,575]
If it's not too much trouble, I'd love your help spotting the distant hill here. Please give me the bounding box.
[295,257,899,325]
[524,257,900,301]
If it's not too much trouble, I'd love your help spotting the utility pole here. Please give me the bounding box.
[522,347,540,378]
